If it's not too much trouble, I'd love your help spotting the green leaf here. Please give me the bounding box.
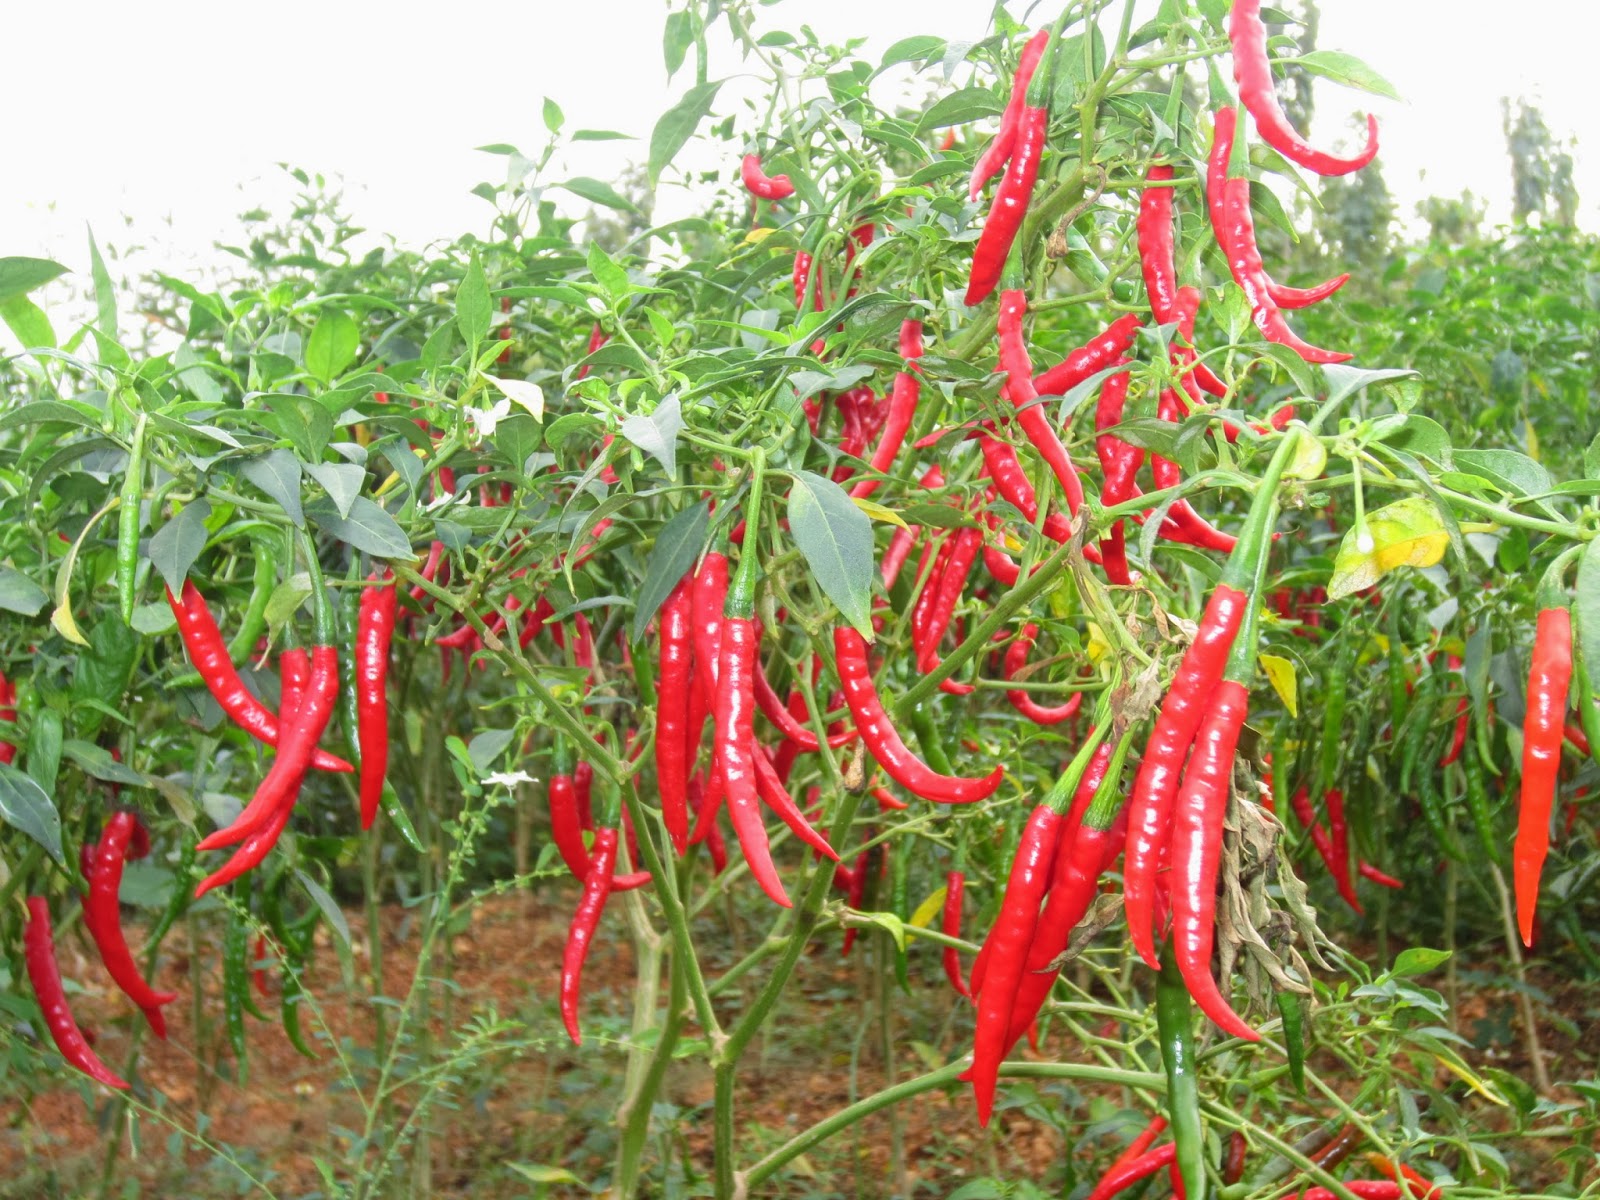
[632,501,709,642]
[173,342,225,404]
[456,255,492,346]
[542,96,564,133]
[149,499,213,595]
[586,243,631,302]
[1289,50,1401,101]
[25,709,62,798]
[0,764,64,866]
[663,9,693,77]
[261,394,333,464]
[1322,364,1417,409]
[304,461,364,519]
[1451,449,1554,506]
[620,395,682,478]
[266,573,314,628]
[1392,946,1451,977]
[1384,414,1451,462]
[571,129,633,142]
[0,256,68,305]
[648,79,723,185]
[1574,542,1600,701]
[306,497,413,560]
[305,309,359,382]
[878,35,946,73]
[0,297,56,350]
[561,177,640,214]
[468,728,516,773]
[61,740,144,786]
[787,471,873,637]
[241,449,305,526]
[294,870,352,950]
[87,227,117,342]
[0,567,48,616]
[917,87,1003,133]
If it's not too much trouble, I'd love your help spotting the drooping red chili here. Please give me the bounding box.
[549,743,650,892]
[561,825,617,1044]
[996,277,1086,515]
[916,526,983,695]
[1004,624,1082,725]
[752,747,838,860]
[968,29,1050,200]
[166,582,352,774]
[1291,786,1362,913]
[1139,164,1181,321]
[1229,0,1379,176]
[692,552,730,721]
[740,153,795,200]
[965,29,1057,306]
[24,896,130,1090]
[576,322,607,380]
[1150,390,1237,554]
[1298,1186,1404,1200]
[656,577,694,854]
[834,627,1004,804]
[1086,1143,1178,1200]
[0,672,17,765]
[942,869,970,998]
[356,571,397,830]
[716,546,791,907]
[1103,1116,1169,1182]
[1207,108,1352,364]
[1515,603,1573,946]
[84,813,178,1039]
[1032,313,1143,396]
[979,434,1076,544]
[850,319,923,500]
[1169,678,1259,1041]
[966,804,1061,1125]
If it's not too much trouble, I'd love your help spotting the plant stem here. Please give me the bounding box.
[1488,862,1552,1093]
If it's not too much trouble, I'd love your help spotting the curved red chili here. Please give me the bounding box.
[166,583,351,774]
[1230,0,1379,176]
[1149,388,1238,553]
[1033,313,1143,397]
[997,286,1085,515]
[1124,585,1248,968]
[850,320,923,500]
[1169,679,1259,1041]
[740,153,795,200]
[561,826,617,1043]
[967,804,1061,1125]
[1004,624,1082,725]
[357,572,397,830]
[0,673,16,765]
[1515,604,1572,945]
[1086,1143,1177,1200]
[979,434,1076,544]
[1298,1186,1403,1200]
[84,813,178,1038]
[656,577,694,854]
[834,627,1004,804]
[24,896,130,1090]
[968,29,1050,200]
[576,322,607,380]
[1291,786,1363,913]
[1207,108,1352,364]
[752,747,838,860]
[942,869,970,997]
[916,526,983,695]
[1139,164,1181,322]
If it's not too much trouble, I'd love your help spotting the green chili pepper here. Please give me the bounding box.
[1157,951,1207,1200]
[1419,767,1465,863]
[225,545,278,666]
[1314,638,1355,797]
[117,412,148,626]
[1575,657,1600,774]
[1384,609,1409,737]
[1275,990,1306,1096]
[1461,739,1502,865]
[909,702,956,776]
[222,901,251,1080]
[146,837,199,950]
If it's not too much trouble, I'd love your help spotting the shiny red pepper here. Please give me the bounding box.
[84,812,178,1038]
[1515,603,1573,945]
[968,29,1051,200]
[1004,624,1082,725]
[656,577,695,854]
[25,896,130,1089]
[561,826,617,1043]
[850,320,923,500]
[942,869,970,997]
[356,572,397,830]
[740,152,795,200]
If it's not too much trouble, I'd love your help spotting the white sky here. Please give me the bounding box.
[4,0,1593,301]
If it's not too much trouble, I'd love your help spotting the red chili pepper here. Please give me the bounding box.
[1326,786,1356,895]
[740,153,795,200]
[1124,586,1248,966]
[1086,1143,1177,1200]
[1170,679,1259,1041]
[1299,1186,1404,1200]
[942,869,970,997]
[1033,313,1144,397]
[1366,1154,1442,1199]
[24,896,130,1090]
[84,813,178,1038]
[252,933,272,999]
[715,550,791,907]
[1223,1130,1249,1185]
[1291,786,1362,913]
[656,577,694,854]
[1438,652,1469,767]
[1515,603,1573,945]
[968,29,1050,200]
[979,434,1076,544]
[356,572,397,830]
[0,672,17,765]
[166,582,352,774]
[965,30,1056,306]
[834,627,1004,804]
[1150,388,1237,554]
[1003,741,1116,1048]
[576,322,607,380]
[1093,365,1139,582]
[1207,108,1352,364]
[1139,164,1181,322]
[839,846,870,957]
[561,826,617,1043]
[966,803,1062,1125]
[850,320,923,500]
[1230,0,1378,177]
[1358,862,1404,889]
[752,747,838,860]
[198,641,340,853]
[1004,624,1082,725]
[996,282,1085,515]
[916,527,983,695]
[692,552,730,724]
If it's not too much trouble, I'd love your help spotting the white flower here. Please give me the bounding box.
[467,397,512,440]
[485,769,535,788]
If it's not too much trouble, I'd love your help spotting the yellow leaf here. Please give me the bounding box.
[1259,653,1297,717]
[1085,621,1110,665]
[744,226,776,245]
[52,496,117,647]
[1438,1054,1507,1105]
[1327,497,1448,599]
[908,886,947,930]
[852,497,908,529]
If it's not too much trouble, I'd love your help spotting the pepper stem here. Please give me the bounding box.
[726,448,766,619]
[302,530,334,647]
